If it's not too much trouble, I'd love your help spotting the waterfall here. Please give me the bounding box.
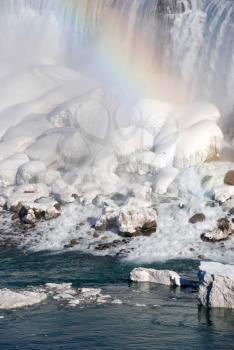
[0,0,233,113]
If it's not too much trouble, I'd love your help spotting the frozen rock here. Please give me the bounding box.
[198,261,234,308]
[130,267,183,286]
[58,131,90,165]
[6,183,50,211]
[137,99,171,137]
[52,179,80,204]
[131,182,152,201]
[95,206,118,231]
[126,150,175,175]
[113,127,154,160]
[0,289,47,309]
[37,169,61,186]
[154,167,179,194]
[25,131,63,166]
[201,217,232,242]
[118,206,157,237]
[48,109,72,127]
[212,184,234,203]
[126,151,158,175]
[0,153,29,187]
[16,160,46,185]
[0,137,32,162]
[18,198,61,224]
[95,205,157,237]
[174,120,223,168]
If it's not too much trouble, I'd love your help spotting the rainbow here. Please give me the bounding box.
[57,0,187,102]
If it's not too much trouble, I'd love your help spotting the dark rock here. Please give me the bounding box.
[224,170,234,185]
[189,213,206,224]
[64,239,80,249]
[229,208,234,215]
[95,240,123,251]
[120,221,157,238]
[197,255,206,260]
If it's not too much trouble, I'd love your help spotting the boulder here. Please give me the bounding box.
[201,217,232,242]
[189,213,206,224]
[18,199,61,225]
[224,170,234,185]
[118,207,157,237]
[198,261,234,308]
[6,183,50,211]
[130,267,184,287]
[95,205,157,237]
[95,206,118,231]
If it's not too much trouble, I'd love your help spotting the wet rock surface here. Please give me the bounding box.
[189,213,206,224]
[224,170,234,185]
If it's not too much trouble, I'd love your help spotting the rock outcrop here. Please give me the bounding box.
[198,261,234,309]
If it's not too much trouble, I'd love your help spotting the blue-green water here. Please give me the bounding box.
[0,250,233,350]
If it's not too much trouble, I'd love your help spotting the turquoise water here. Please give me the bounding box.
[0,250,233,350]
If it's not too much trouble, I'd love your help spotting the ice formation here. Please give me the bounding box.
[130,267,182,286]
[0,289,47,309]
[0,0,233,264]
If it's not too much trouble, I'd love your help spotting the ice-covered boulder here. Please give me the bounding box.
[16,160,46,185]
[130,267,182,286]
[212,184,234,203]
[118,206,157,237]
[0,153,29,187]
[198,261,234,308]
[113,127,154,160]
[58,131,90,165]
[95,205,157,237]
[6,183,50,211]
[174,120,223,168]
[137,98,171,137]
[52,179,80,204]
[18,198,61,224]
[201,217,232,242]
[25,131,63,166]
[154,167,179,194]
